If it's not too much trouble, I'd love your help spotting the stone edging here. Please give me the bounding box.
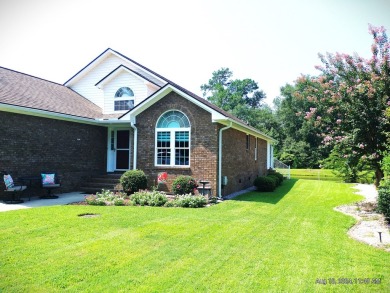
[334,184,390,252]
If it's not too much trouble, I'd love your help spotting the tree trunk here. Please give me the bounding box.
[375,166,384,187]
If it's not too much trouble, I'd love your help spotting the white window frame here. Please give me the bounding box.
[155,128,191,167]
[114,87,135,111]
[155,110,191,167]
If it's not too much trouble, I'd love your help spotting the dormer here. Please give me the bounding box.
[95,65,160,114]
[64,48,167,116]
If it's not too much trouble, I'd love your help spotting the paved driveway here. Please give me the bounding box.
[0,192,86,212]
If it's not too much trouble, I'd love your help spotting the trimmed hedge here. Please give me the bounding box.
[120,170,148,195]
[254,176,276,192]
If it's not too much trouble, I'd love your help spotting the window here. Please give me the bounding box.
[156,110,190,166]
[246,134,250,150]
[114,87,134,111]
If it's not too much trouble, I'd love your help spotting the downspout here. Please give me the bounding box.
[130,122,137,170]
[218,121,232,198]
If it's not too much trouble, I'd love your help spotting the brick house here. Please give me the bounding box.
[0,48,275,197]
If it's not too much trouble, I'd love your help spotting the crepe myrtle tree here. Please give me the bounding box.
[297,24,390,186]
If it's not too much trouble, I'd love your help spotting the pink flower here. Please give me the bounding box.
[336,119,342,124]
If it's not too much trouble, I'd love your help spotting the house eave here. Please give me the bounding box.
[0,103,101,125]
[214,118,276,143]
[122,84,227,122]
[64,48,167,87]
[0,103,131,127]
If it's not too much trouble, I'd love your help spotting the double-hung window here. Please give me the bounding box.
[156,110,190,166]
[114,87,134,111]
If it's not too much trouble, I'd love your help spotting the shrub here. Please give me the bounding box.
[170,194,207,208]
[85,189,129,206]
[267,175,281,186]
[131,190,168,207]
[120,170,148,195]
[172,176,198,195]
[378,180,390,220]
[268,169,284,183]
[254,176,276,192]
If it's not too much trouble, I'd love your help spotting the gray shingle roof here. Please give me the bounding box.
[0,66,109,119]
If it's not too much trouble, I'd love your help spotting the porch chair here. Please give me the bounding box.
[1,171,27,204]
[40,172,61,199]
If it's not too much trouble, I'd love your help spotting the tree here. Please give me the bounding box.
[201,68,266,112]
[299,24,390,185]
[274,80,330,168]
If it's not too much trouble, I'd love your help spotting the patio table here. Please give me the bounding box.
[19,175,41,200]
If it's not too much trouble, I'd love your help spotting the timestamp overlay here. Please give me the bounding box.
[315,277,382,286]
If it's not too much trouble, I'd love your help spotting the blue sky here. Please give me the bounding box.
[0,0,389,105]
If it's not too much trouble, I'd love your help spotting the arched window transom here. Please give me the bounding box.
[114,87,134,111]
[157,110,190,128]
[155,110,190,166]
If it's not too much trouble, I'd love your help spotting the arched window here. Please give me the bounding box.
[155,110,190,166]
[114,87,134,111]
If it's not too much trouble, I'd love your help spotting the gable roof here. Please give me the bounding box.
[95,65,161,88]
[0,49,275,142]
[64,48,167,88]
[0,66,111,120]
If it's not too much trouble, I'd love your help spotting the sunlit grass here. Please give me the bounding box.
[0,180,388,291]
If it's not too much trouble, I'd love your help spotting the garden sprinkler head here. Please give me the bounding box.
[378,231,382,243]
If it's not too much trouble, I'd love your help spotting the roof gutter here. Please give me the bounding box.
[218,121,232,198]
[0,103,101,125]
[215,118,276,143]
[130,120,138,170]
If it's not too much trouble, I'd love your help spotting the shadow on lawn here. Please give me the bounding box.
[231,179,298,204]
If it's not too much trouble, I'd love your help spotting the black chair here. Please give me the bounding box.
[1,171,27,204]
[40,172,61,199]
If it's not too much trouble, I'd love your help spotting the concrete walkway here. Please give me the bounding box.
[0,192,86,212]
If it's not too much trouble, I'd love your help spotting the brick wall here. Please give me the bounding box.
[220,128,268,196]
[0,111,107,195]
[136,92,219,194]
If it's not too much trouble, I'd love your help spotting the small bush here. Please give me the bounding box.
[120,170,148,195]
[172,176,198,195]
[85,189,129,206]
[131,190,168,207]
[268,169,284,183]
[267,175,281,186]
[254,176,276,192]
[170,194,207,208]
[378,180,390,220]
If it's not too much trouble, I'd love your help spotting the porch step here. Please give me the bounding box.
[80,173,124,194]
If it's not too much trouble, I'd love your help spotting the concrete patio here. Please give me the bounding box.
[0,192,86,212]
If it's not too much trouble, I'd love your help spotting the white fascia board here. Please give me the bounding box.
[0,103,132,127]
[127,86,173,119]
[109,51,167,86]
[0,103,101,125]
[64,50,112,87]
[95,66,151,89]
[124,85,227,123]
[169,87,227,120]
[66,49,168,87]
[214,118,276,143]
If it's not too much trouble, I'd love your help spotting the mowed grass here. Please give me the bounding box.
[289,168,340,181]
[1,180,389,292]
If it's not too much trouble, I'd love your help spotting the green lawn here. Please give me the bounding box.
[288,168,340,181]
[1,180,389,292]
